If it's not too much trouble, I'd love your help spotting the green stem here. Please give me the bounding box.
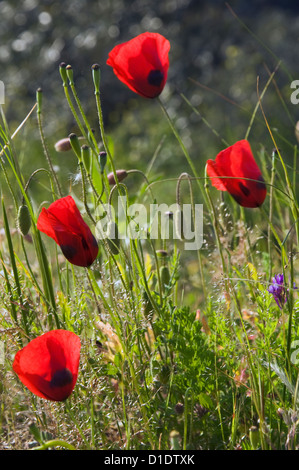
[36,89,63,198]
[158,99,199,181]
[79,161,96,224]
[31,439,76,451]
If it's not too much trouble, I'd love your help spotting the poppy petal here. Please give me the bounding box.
[37,196,98,267]
[206,159,228,191]
[107,32,170,98]
[206,140,267,208]
[13,330,81,402]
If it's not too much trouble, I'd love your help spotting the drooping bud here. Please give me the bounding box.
[17,204,31,236]
[174,208,186,241]
[107,169,128,186]
[54,137,72,152]
[99,151,107,174]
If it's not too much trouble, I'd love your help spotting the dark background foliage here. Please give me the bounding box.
[1,0,299,197]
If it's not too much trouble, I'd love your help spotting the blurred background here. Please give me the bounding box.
[0,0,299,200]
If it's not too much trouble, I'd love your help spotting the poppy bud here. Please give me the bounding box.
[59,62,68,86]
[107,169,128,186]
[36,88,42,114]
[54,137,72,152]
[66,64,74,86]
[81,144,91,175]
[160,265,170,289]
[69,133,82,160]
[106,220,120,254]
[92,63,101,93]
[156,249,168,258]
[17,204,31,236]
[99,151,107,174]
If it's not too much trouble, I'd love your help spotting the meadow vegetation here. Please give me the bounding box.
[1,8,299,451]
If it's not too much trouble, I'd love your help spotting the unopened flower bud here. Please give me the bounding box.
[36,88,42,114]
[160,265,170,289]
[66,64,74,86]
[99,151,107,173]
[59,62,68,86]
[17,204,31,236]
[156,249,168,258]
[107,169,128,185]
[81,145,91,175]
[92,63,101,93]
[107,221,120,255]
[54,137,72,152]
[69,133,81,160]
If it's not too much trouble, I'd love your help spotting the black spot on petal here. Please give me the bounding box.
[238,182,250,197]
[92,234,98,248]
[148,69,164,87]
[256,174,266,190]
[81,237,89,251]
[50,368,73,388]
[60,244,77,260]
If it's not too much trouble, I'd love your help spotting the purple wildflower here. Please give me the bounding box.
[268,274,296,309]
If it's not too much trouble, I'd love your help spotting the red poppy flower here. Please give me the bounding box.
[37,195,98,267]
[13,330,81,401]
[107,32,170,98]
[206,140,267,208]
